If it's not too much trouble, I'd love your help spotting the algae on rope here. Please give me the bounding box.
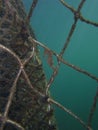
[0,0,57,130]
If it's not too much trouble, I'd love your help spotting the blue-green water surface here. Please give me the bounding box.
[23,0,98,130]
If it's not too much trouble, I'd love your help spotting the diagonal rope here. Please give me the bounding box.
[0,114,24,130]
[29,37,98,81]
[87,87,98,128]
[26,0,38,24]
[48,98,92,130]
[59,0,98,27]
[42,0,87,95]
[0,69,22,130]
[0,0,98,130]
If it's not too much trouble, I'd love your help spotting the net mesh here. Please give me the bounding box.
[0,0,98,130]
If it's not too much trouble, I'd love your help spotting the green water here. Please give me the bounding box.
[23,0,98,129]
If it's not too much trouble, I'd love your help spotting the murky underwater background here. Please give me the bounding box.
[23,0,98,129]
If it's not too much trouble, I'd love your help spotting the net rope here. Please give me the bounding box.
[0,0,98,130]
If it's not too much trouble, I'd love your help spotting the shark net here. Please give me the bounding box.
[0,0,98,130]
